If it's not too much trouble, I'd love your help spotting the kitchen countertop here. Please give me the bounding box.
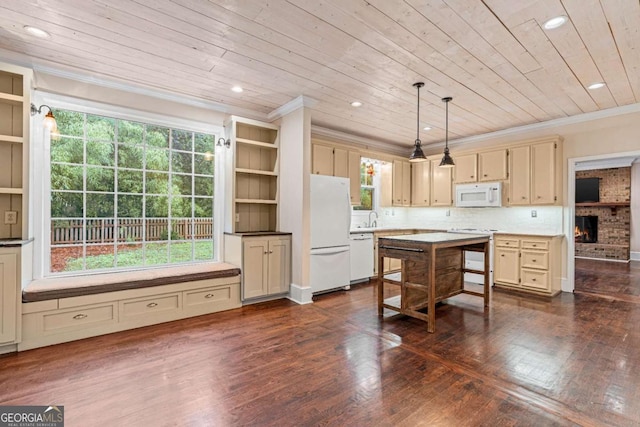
[350,226,443,234]
[224,231,292,236]
[494,232,564,238]
[0,238,34,247]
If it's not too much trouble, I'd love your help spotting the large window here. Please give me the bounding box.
[49,109,216,273]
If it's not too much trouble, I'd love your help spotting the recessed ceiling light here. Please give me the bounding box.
[543,15,568,30]
[423,126,432,131]
[231,86,243,93]
[23,25,51,38]
[587,82,606,90]
[350,101,362,107]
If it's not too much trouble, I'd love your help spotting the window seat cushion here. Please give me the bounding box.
[22,262,241,303]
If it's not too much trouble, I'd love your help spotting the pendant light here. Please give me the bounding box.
[409,82,427,162]
[439,96,455,167]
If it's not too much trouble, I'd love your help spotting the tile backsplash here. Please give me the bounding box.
[352,206,564,235]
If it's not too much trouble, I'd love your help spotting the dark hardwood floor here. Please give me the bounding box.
[2,262,640,426]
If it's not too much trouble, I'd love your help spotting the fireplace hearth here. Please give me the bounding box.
[575,216,598,243]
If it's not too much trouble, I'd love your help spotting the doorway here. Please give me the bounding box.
[567,152,640,293]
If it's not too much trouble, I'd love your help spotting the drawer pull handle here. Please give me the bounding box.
[147,302,158,308]
[73,314,87,320]
[532,278,537,281]
[532,259,536,262]
[532,244,537,247]
[205,293,215,299]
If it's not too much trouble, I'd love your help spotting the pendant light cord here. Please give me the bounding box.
[416,84,420,143]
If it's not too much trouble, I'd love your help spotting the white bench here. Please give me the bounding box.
[19,263,241,350]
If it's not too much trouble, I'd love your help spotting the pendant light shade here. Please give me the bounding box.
[439,96,455,168]
[409,82,427,162]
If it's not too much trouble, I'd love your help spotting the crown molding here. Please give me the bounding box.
[311,125,407,157]
[267,95,318,120]
[445,102,640,149]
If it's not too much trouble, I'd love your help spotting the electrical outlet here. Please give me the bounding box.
[4,211,17,225]
[235,213,240,222]
[531,210,537,218]
[446,209,450,217]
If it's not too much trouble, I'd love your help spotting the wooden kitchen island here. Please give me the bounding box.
[377,232,490,333]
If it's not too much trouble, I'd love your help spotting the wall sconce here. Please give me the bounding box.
[30,103,58,132]
[217,137,231,148]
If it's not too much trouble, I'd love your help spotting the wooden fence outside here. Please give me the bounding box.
[51,218,213,245]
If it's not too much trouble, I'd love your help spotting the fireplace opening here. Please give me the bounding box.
[575,216,598,243]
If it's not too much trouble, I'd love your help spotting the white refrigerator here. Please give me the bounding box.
[310,175,352,293]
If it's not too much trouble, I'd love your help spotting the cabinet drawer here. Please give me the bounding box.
[185,284,236,307]
[43,304,116,333]
[521,239,549,250]
[495,237,520,248]
[521,250,549,270]
[521,269,549,290]
[120,293,181,320]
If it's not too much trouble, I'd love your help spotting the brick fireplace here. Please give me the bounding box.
[575,167,631,261]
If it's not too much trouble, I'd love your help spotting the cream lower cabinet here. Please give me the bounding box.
[225,233,291,301]
[493,234,562,296]
[0,251,18,345]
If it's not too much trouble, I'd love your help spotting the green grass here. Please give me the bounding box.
[65,241,215,271]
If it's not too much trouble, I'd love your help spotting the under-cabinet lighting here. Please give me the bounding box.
[588,82,606,90]
[231,86,243,93]
[350,101,363,107]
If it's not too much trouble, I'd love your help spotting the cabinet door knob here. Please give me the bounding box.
[470,175,474,178]
[483,174,488,177]
[501,254,505,257]
[532,278,537,281]
[522,196,526,199]
[532,259,536,262]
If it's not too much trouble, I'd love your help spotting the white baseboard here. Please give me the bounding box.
[561,277,572,293]
[288,283,313,305]
[631,251,640,261]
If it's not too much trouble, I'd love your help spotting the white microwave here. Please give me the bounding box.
[455,182,502,207]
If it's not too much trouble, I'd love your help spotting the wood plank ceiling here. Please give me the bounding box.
[0,0,638,151]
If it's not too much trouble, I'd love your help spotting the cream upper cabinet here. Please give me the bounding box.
[531,141,557,205]
[508,140,559,206]
[430,159,453,206]
[312,144,334,175]
[311,143,361,205]
[392,160,411,206]
[453,154,477,184]
[333,147,349,178]
[380,162,393,207]
[348,151,361,205]
[411,160,430,206]
[478,149,508,181]
[508,145,531,205]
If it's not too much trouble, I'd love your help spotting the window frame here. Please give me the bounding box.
[33,92,225,278]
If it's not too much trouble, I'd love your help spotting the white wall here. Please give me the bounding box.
[278,107,312,300]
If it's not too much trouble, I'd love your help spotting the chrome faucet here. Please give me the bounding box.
[368,211,378,228]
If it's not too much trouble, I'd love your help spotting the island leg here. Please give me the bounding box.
[428,247,436,333]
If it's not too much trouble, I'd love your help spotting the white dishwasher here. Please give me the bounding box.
[349,233,374,283]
